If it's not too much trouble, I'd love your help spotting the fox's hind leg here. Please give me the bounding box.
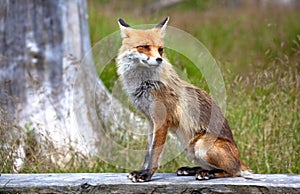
[176,167,234,179]
[195,169,233,180]
[177,167,234,180]
[193,137,243,180]
[176,166,203,176]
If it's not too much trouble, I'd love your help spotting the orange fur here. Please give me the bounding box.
[117,17,250,182]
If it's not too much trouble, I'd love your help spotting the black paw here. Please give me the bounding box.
[195,170,215,180]
[128,170,152,182]
[176,166,203,176]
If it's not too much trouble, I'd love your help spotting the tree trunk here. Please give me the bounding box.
[0,0,146,172]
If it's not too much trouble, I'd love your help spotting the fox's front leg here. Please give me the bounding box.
[128,121,168,182]
[128,103,169,182]
[127,122,154,182]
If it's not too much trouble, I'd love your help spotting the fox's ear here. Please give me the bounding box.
[118,18,131,39]
[155,16,169,37]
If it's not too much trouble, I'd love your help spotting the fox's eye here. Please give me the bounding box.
[138,45,150,50]
[158,47,163,55]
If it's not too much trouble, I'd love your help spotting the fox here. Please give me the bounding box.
[116,17,251,182]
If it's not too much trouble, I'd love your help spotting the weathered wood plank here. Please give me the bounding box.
[0,173,299,193]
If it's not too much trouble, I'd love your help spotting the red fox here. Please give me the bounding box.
[117,17,250,182]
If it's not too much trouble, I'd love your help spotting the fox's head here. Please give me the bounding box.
[117,17,169,69]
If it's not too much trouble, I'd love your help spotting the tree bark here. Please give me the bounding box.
[0,0,146,172]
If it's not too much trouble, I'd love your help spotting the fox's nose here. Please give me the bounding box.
[156,57,163,63]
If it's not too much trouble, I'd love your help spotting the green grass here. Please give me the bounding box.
[1,1,298,174]
[88,1,299,174]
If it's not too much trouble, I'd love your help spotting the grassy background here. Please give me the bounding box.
[1,0,298,174]
[88,0,300,174]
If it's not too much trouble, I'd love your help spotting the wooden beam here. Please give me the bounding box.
[0,173,299,193]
